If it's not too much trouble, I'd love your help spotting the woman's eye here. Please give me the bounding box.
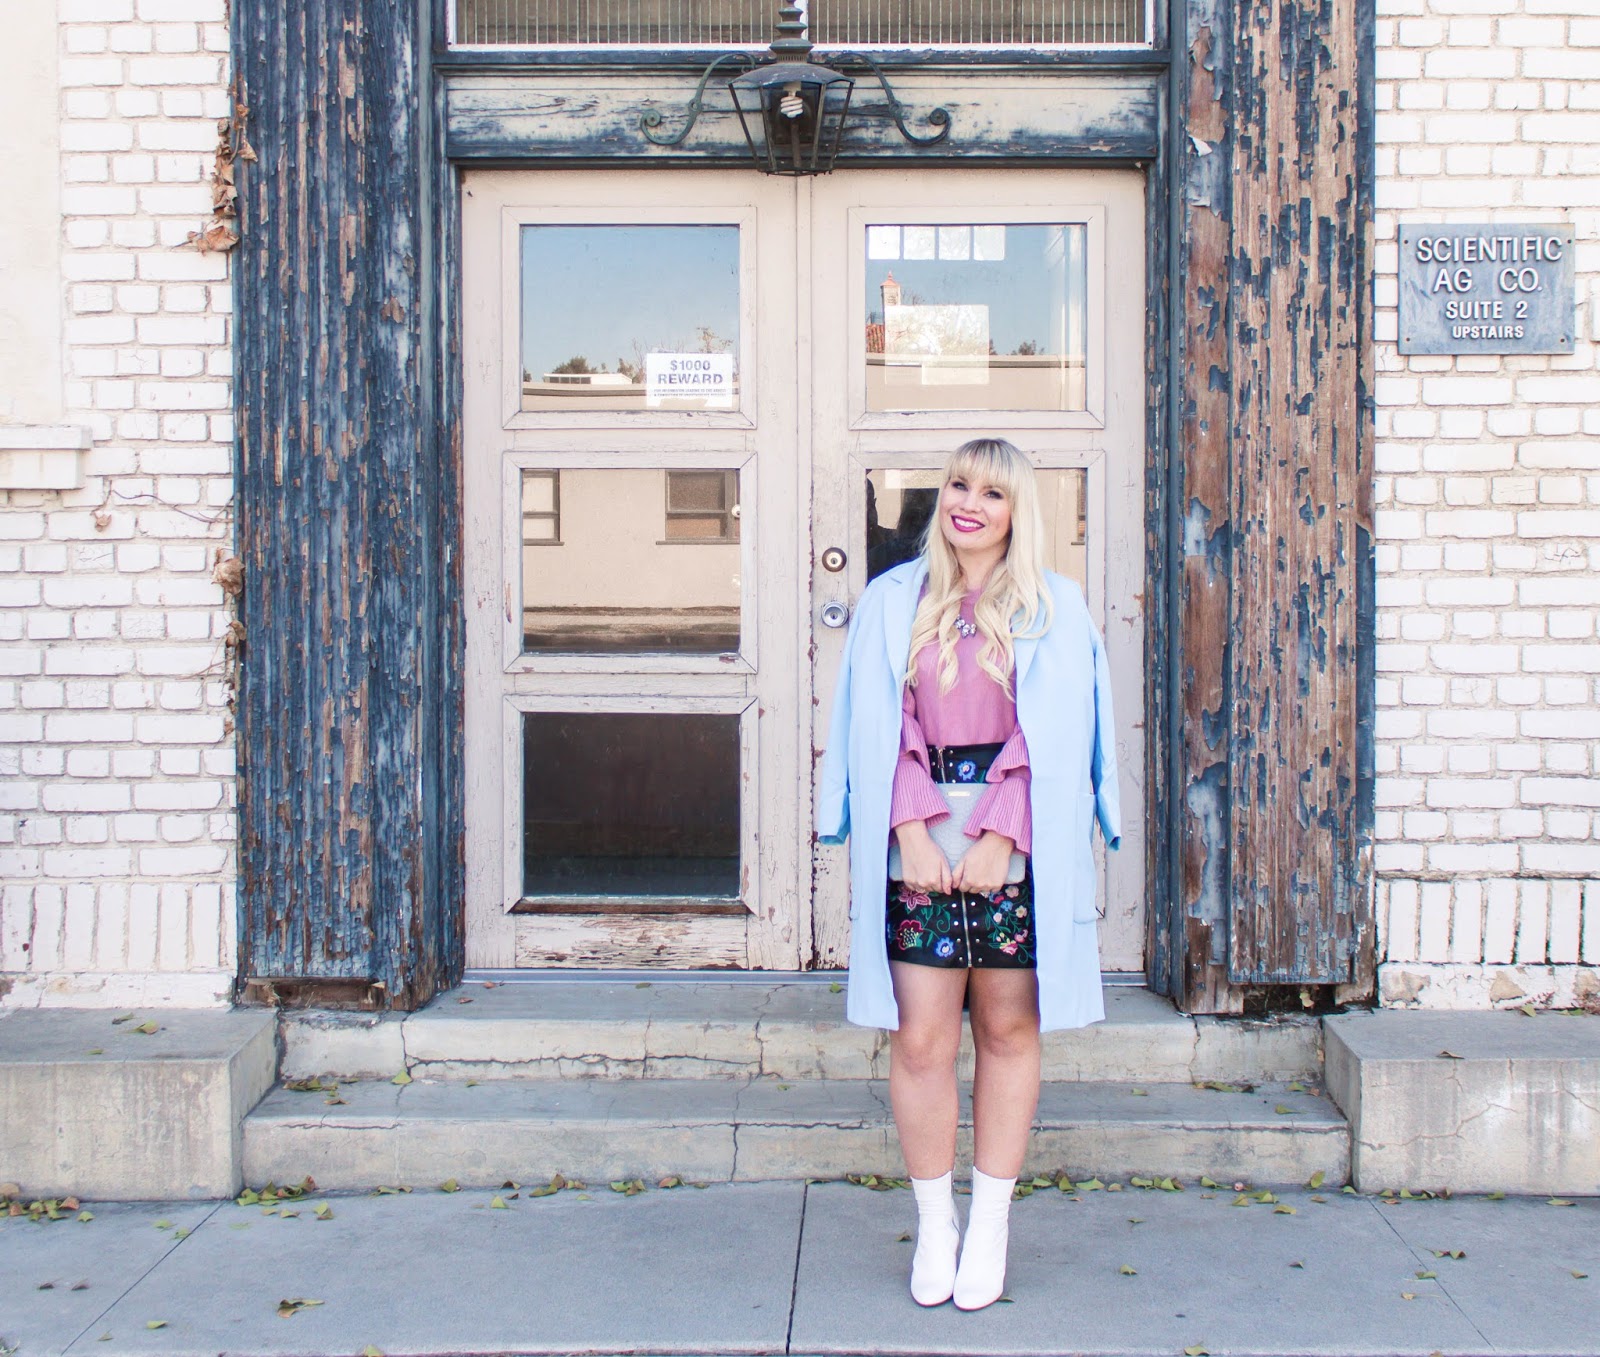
[948,479,967,492]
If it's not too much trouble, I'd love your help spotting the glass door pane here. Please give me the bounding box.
[864,223,1087,412]
[520,467,742,655]
[520,225,740,412]
[521,712,740,901]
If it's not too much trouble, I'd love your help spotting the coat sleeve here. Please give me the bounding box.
[1090,618,1122,851]
[816,603,863,846]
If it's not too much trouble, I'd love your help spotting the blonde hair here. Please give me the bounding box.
[905,438,1054,698]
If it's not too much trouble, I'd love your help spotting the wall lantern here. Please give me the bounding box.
[640,4,950,176]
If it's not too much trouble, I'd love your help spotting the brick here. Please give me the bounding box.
[40,848,132,877]
[1517,510,1600,537]
[1424,509,1515,537]
[1524,843,1600,875]
[1424,48,1516,80]
[1523,644,1600,673]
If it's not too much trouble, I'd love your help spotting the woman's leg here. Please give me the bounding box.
[889,960,968,1305]
[966,967,1042,1177]
[954,967,1041,1311]
[887,960,969,1177]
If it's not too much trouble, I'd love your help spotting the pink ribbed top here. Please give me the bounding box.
[887,589,1032,854]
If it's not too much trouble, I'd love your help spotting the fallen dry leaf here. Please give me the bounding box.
[276,1298,323,1319]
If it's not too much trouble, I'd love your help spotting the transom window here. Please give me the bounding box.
[454,0,1147,47]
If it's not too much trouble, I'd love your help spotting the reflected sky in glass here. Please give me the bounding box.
[520,226,739,385]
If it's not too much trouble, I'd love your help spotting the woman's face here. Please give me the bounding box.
[938,471,1013,558]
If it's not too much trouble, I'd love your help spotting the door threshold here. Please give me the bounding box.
[463,968,1149,987]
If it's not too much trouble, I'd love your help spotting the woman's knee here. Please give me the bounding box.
[970,1009,1040,1063]
[891,1019,962,1076]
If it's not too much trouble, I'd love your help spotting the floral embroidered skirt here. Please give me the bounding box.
[885,869,1037,969]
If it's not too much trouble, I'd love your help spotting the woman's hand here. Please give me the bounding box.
[893,821,952,895]
[951,830,1017,897]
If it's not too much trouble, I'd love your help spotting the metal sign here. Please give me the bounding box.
[1398,223,1575,355]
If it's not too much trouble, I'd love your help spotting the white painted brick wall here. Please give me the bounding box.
[1374,0,1600,1010]
[0,0,234,1007]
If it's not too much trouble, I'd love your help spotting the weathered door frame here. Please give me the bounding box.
[232,0,1374,1014]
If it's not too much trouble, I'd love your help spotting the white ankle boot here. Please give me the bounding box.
[953,1166,1015,1310]
[909,1171,960,1306]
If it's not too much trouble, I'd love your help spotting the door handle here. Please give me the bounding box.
[820,600,850,629]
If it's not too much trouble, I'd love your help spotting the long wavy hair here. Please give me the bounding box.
[905,438,1053,698]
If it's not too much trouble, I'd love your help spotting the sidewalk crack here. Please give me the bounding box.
[58,1202,224,1355]
[1367,1197,1494,1351]
[784,1181,809,1355]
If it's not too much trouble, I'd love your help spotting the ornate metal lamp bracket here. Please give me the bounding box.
[830,51,952,147]
[639,52,759,147]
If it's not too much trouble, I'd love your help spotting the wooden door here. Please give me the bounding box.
[461,171,807,969]
[808,168,1149,971]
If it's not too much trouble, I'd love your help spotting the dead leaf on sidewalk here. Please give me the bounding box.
[1184,1344,1209,1356]
[1307,1170,1326,1189]
[314,1203,334,1221]
[1118,1264,1137,1275]
[276,1298,323,1319]
[391,1071,413,1086]
[145,1320,167,1329]
[1431,1249,1465,1259]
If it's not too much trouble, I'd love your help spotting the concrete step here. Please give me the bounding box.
[282,980,1322,1085]
[1326,1008,1600,1195]
[242,1075,1349,1189]
[0,1007,276,1200]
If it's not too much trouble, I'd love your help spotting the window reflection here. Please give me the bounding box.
[521,468,741,654]
[522,712,740,900]
[866,467,1089,587]
[521,225,740,413]
[864,224,1087,413]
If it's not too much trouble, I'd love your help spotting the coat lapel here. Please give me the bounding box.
[881,561,926,681]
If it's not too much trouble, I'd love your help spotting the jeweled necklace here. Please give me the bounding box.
[954,613,978,639]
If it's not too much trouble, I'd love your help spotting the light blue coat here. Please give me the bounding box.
[817,560,1122,1032]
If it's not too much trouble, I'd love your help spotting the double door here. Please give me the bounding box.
[462,167,1145,972]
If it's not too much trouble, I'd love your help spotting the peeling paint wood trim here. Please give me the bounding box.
[1169,0,1374,1009]
[234,0,465,1011]
[444,72,1162,165]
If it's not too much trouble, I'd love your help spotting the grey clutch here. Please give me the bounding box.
[887,782,1027,885]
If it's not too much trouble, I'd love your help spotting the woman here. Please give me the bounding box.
[818,439,1121,1311]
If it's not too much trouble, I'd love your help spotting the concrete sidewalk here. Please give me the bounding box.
[3,1179,1595,1357]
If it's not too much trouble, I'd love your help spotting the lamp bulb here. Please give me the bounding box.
[778,84,804,119]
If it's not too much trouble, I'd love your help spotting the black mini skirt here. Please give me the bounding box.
[885,870,1037,971]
